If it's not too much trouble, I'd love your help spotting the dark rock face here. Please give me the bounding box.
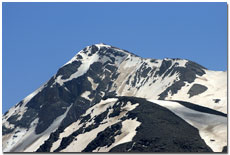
[30,84,72,134]
[2,126,14,135]
[56,60,82,80]
[188,84,208,98]
[213,99,221,103]
[82,122,122,152]
[36,126,65,152]
[156,59,172,77]
[222,146,227,153]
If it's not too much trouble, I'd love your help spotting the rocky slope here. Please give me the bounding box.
[2,43,227,152]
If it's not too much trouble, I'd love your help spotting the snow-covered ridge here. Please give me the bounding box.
[95,43,111,49]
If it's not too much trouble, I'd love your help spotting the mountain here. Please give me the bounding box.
[2,43,227,152]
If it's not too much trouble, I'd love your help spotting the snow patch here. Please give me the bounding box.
[95,43,111,50]
[81,91,92,101]
[82,98,118,119]
[123,55,141,69]
[64,51,84,66]
[50,120,82,152]
[55,53,99,86]
[4,105,72,152]
[3,118,39,152]
[95,118,141,152]
[3,121,15,129]
[87,76,98,90]
[111,118,141,148]
[176,59,188,67]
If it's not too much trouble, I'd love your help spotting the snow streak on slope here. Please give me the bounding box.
[93,118,141,152]
[3,84,46,124]
[24,105,72,152]
[149,99,227,152]
[2,83,47,148]
[3,118,39,152]
[54,51,99,86]
[3,105,71,152]
[50,119,82,152]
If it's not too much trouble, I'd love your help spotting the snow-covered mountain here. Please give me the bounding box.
[2,43,227,152]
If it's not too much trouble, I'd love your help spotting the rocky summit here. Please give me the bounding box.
[2,43,227,152]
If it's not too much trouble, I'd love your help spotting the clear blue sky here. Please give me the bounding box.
[3,2,227,113]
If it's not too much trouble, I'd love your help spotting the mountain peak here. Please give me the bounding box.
[94,43,111,49]
[2,44,227,153]
[64,43,137,67]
